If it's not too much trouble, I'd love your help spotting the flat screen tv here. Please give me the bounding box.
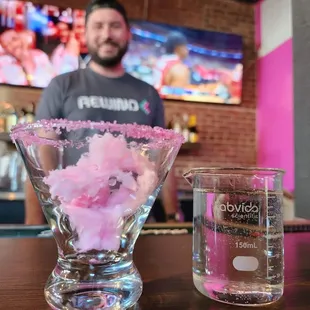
[0,0,243,105]
[0,0,86,88]
[125,21,243,104]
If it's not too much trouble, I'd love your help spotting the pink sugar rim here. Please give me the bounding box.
[10,119,185,148]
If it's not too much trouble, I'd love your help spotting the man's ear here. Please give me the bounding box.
[128,28,132,41]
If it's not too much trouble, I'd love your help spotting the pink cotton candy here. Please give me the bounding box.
[44,133,159,253]
[87,134,136,170]
[64,205,123,252]
[106,186,138,216]
[45,164,110,204]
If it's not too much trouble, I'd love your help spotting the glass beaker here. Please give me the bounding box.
[183,167,285,306]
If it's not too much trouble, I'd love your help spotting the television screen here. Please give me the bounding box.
[0,1,243,105]
[124,21,243,104]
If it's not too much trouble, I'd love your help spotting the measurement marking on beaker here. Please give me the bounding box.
[268,255,277,259]
[235,242,258,249]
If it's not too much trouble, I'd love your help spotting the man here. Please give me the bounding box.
[25,0,179,224]
[153,31,191,92]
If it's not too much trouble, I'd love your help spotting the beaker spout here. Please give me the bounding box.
[183,169,194,187]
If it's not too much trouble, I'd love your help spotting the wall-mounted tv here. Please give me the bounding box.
[124,21,243,105]
[0,0,85,88]
[0,0,243,105]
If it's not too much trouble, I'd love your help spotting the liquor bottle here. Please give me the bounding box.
[18,102,35,124]
[182,113,189,142]
[188,114,199,143]
[167,118,173,130]
[173,114,182,134]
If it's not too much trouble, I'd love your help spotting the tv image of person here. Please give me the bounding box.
[74,25,92,68]
[0,29,55,87]
[71,10,92,68]
[153,31,191,92]
[25,0,179,225]
[230,63,243,100]
[50,21,80,74]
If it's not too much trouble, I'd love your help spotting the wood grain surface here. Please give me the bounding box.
[0,233,309,309]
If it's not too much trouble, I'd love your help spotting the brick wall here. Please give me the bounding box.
[2,0,257,190]
[145,0,257,189]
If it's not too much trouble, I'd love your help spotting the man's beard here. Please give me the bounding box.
[88,40,129,68]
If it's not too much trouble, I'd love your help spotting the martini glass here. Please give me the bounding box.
[11,119,184,310]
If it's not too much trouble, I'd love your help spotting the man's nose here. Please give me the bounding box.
[100,25,113,39]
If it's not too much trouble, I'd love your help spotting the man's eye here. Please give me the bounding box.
[93,24,102,30]
[111,23,121,29]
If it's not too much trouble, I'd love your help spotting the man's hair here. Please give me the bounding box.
[85,0,129,26]
[165,31,188,54]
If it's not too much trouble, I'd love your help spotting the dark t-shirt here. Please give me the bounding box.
[36,67,165,166]
[36,67,165,127]
[36,67,166,219]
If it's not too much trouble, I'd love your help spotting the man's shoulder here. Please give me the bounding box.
[125,73,159,96]
[50,69,85,85]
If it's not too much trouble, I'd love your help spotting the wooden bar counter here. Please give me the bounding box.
[0,231,309,309]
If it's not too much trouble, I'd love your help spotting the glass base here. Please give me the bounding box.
[193,276,283,307]
[45,258,142,309]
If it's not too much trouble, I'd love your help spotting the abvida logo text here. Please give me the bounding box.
[218,202,259,213]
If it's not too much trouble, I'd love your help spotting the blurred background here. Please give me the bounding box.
[0,0,298,227]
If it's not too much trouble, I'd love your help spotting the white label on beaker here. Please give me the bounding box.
[233,256,259,272]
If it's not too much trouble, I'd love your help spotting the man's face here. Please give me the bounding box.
[175,45,189,60]
[20,30,35,49]
[57,22,70,43]
[85,8,131,67]
[0,30,25,60]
